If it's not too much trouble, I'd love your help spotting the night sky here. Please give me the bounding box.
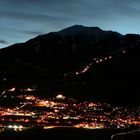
[0,0,140,48]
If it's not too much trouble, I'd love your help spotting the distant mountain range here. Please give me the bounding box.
[0,25,140,105]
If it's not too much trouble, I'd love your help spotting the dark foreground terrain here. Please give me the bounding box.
[0,127,139,140]
[1,25,140,105]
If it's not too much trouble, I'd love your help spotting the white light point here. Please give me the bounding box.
[56,94,65,99]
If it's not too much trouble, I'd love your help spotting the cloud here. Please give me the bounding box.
[1,0,140,26]
[0,0,140,48]
[0,40,8,44]
[21,30,45,35]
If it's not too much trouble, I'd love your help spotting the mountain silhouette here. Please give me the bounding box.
[0,25,140,105]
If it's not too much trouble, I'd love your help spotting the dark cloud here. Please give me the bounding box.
[21,30,45,35]
[1,0,140,24]
[0,40,8,44]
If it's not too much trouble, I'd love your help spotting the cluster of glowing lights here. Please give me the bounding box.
[75,55,113,75]
[75,122,104,129]
[1,108,35,116]
[5,86,36,93]
[20,88,35,92]
[76,63,92,75]
[25,95,36,100]
[0,92,139,130]
[88,103,97,107]
[35,100,55,107]
[56,94,65,99]
[8,125,24,131]
[95,56,112,63]
[35,100,47,106]
[8,87,16,92]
